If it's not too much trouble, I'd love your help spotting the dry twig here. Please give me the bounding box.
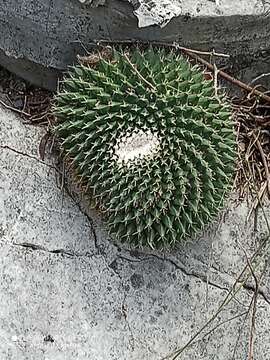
[253,132,270,196]
[96,39,230,58]
[161,234,268,360]
[95,39,270,103]
[0,99,31,117]
[184,51,270,104]
[250,73,270,85]
[123,52,156,91]
[232,293,255,360]
[237,242,261,360]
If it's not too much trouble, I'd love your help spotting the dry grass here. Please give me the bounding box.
[233,94,270,217]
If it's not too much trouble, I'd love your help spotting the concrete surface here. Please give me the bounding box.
[1,107,270,359]
[0,0,270,89]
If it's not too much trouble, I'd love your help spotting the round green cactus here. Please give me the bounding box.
[53,47,235,248]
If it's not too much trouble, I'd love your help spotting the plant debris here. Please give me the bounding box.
[0,65,54,126]
[233,93,270,213]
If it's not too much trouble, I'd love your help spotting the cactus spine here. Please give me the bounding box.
[54,47,235,248]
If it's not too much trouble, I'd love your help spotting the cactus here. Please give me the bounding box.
[53,47,235,248]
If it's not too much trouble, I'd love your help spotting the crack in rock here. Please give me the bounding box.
[4,139,269,305]
[13,242,94,258]
[1,144,59,172]
[196,257,270,304]
[243,282,270,305]
[121,294,135,351]
[108,245,229,292]
[119,252,229,292]
[159,255,229,292]
[3,139,223,294]
[2,144,102,258]
[62,185,100,253]
[115,250,270,305]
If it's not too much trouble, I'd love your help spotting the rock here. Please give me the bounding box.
[1,105,270,359]
[0,0,269,89]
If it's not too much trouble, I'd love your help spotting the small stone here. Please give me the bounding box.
[44,334,54,343]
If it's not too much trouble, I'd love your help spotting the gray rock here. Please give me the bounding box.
[0,0,270,89]
[1,105,270,359]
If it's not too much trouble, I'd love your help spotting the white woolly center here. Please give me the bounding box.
[113,129,160,165]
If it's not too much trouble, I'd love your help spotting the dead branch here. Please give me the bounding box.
[253,132,270,196]
[95,39,270,103]
[184,51,270,104]
[123,52,156,91]
[0,99,31,117]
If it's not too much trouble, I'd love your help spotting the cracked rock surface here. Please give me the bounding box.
[1,105,270,359]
